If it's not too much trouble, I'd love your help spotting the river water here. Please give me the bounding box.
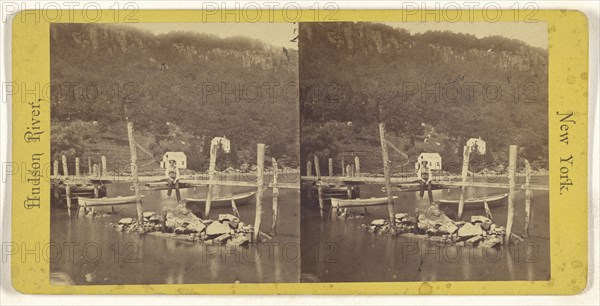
[301,175,550,282]
[50,174,300,285]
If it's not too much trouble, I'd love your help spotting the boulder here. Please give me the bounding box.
[480,235,503,248]
[418,205,457,234]
[165,204,201,229]
[118,218,134,225]
[394,213,409,222]
[228,235,250,246]
[214,233,231,244]
[438,223,459,235]
[206,221,231,237]
[186,220,207,233]
[218,214,238,222]
[471,216,493,231]
[371,219,386,226]
[142,211,156,219]
[465,235,483,245]
[457,223,483,238]
[229,218,240,230]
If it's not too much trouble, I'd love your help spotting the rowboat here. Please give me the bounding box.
[436,193,509,210]
[331,196,399,208]
[78,195,144,207]
[384,180,456,192]
[183,191,256,208]
[130,181,193,191]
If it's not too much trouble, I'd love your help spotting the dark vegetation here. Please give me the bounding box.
[299,22,548,174]
[51,24,299,173]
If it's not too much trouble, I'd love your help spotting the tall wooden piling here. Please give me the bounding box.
[205,142,218,218]
[253,144,265,241]
[61,155,69,177]
[127,122,143,223]
[53,160,59,177]
[87,156,92,176]
[341,157,345,177]
[328,158,333,177]
[314,156,324,218]
[75,157,80,177]
[379,123,395,223]
[65,184,72,217]
[271,158,279,235]
[355,156,361,177]
[306,161,312,177]
[457,145,471,219]
[524,159,532,237]
[101,155,107,176]
[505,145,517,242]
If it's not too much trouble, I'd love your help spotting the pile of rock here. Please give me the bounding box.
[362,205,506,249]
[110,211,163,234]
[163,205,254,246]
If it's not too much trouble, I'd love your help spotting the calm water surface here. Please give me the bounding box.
[50,174,300,285]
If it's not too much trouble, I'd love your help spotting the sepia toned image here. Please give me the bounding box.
[299,22,550,282]
[49,23,300,285]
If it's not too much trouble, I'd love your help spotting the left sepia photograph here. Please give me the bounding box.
[49,23,300,285]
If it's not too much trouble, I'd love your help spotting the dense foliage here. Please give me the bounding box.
[50,24,299,171]
[299,22,548,174]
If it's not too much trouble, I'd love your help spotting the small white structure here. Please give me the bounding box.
[211,136,231,153]
[161,151,187,169]
[415,153,442,170]
[467,137,486,155]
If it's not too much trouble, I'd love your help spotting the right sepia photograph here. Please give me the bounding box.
[299,22,550,282]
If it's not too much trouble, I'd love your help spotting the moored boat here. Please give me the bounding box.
[331,196,399,208]
[183,191,256,209]
[78,195,144,206]
[436,193,508,210]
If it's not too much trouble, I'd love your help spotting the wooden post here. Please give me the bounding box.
[127,122,143,223]
[457,145,471,219]
[53,160,59,177]
[314,156,324,218]
[341,156,345,177]
[93,164,99,177]
[101,155,107,176]
[524,159,532,238]
[346,164,352,177]
[231,199,240,218]
[505,145,518,242]
[65,184,72,217]
[379,123,395,223]
[306,160,312,177]
[205,142,218,218]
[355,156,361,177]
[61,155,69,177]
[87,156,92,176]
[75,157,80,177]
[328,158,333,177]
[271,158,279,235]
[484,199,493,221]
[253,144,265,241]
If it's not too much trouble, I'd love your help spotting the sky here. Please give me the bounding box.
[128,21,547,50]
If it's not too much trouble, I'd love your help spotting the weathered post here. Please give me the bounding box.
[524,159,532,238]
[253,144,265,241]
[328,158,333,177]
[346,164,352,177]
[379,123,395,223]
[457,145,471,219]
[355,156,361,177]
[271,158,279,235]
[87,156,92,176]
[306,160,312,177]
[505,145,517,242]
[205,142,218,218]
[65,184,72,217]
[341,156,345,177]
[101,155,107,176]
[53,160,59,177]
[127,122,143,223]
[75,157,80,177]
[61,155,69,177]
[314,156,324,218]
